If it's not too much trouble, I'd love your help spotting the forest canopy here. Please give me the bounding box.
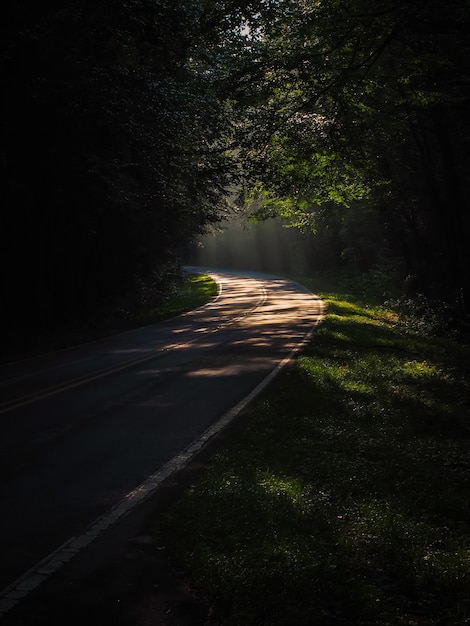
[1,0,469,331]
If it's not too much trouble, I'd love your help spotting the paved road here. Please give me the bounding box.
[0,268,324,600]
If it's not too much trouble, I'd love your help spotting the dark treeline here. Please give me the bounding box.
[1,1,235,330]
[1,0,469,336]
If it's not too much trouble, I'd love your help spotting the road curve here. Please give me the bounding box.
[0,268,324,612]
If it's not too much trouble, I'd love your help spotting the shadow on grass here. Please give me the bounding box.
[162,290,470,626]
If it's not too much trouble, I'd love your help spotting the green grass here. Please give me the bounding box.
[143,272,218,322]
[161,279,470,626]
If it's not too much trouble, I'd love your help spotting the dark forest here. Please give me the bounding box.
[2,0,469,333]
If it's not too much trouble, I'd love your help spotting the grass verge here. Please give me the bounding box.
[160,277,470,626]
[143,272,218,322]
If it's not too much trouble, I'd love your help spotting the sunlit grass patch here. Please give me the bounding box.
[146,272,217,321]
[401,359,441,378]
[257,472,304,503]
[161,282,470,626]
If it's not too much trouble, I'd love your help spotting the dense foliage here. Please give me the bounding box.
[1,1,236,329]
[230,0,470,312]
[2,0,469,333]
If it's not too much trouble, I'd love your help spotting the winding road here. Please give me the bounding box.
[0,268,324,614]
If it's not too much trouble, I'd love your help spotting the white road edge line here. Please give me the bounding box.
[0,295,325,619]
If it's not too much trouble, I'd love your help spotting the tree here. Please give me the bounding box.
[0,0,238,329]
[228,0,470,310]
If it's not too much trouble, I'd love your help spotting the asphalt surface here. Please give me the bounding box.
[0,268,324,620]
